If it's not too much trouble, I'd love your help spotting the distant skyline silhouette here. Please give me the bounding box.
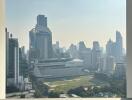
[6,0,126,51]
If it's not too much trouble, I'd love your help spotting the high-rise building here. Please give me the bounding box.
[7,34,20,87]
[78,41,86,52]
[53,41,60,58]
[105,56,115,75]
[53,41,61,58]
[29,29,37,61]
[36,15,47,29]
[78,41,92,68]
[106,38,117,58]
[21,46,26,59]
[68,44,78,59]
[82,48,92,68]
[5,28,9,87]
[35,30,52,59]
[55,41,59,49]
[29,15,53,61]
[78,41,87,59]
[93,41,100,50]
[115,31,123,60]
[106,31,123,62]
[19,48,22,76]
[114,62,126,79]
[106,39,114,56]
[97,57,105,72]
[91,41,102,70]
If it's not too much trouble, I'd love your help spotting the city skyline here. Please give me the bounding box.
[6,0,126,51]
[5,0,126,98]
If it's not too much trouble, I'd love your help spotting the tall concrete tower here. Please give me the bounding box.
[91,41,101,70]
[29,15,53,61]
[115,31,123,61]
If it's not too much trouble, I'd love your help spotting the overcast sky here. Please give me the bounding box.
[6,0,126,51]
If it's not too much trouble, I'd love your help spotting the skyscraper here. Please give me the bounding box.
[5,28,9,87]
[69,44,78,59]
[93,41,100,50]
[115,31,123,60]
[106,31,123,62]
[78,41,87,59]
[7,34,20,87]
[53,41,61,58]
[91,41,101,70]
[36,15,47,29]
[114,62,126,79]
[78,41,86,52]
[29,29,37,61]
[106,39,114,56]
[105,56,115,75]
[97,57,105,72]
[29,15,53,61]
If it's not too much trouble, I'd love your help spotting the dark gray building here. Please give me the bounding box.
[5,28,9,87]
[6,33,19,87]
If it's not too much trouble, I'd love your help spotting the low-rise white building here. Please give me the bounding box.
[33,58,86,79]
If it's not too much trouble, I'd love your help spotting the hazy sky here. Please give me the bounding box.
[6,0,126,50]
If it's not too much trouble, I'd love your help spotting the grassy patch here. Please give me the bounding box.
[43,74,110,93]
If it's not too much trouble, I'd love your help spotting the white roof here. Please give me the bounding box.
[72,59,83,62]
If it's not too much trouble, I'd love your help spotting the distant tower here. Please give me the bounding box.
[56,41,59,49]
[78,41,87,59]
[78,41,86,51]
[78,41,92,68]
[29,15,53,61]
[91,41,101,70]
[7,34,19,87]
[93,41,100,50]
[35,15,48,31]
[69,44,78,58]
[106,39,114,56]
[115,31,123,60]
[37,15,47,27]
[105,56,115,75]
